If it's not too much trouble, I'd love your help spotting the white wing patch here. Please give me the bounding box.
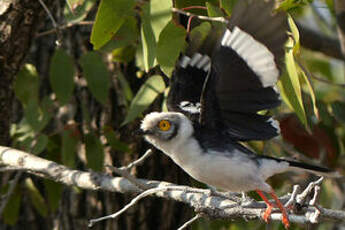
[179,101,201,114]
[179,53,211,72]
[221,27,279,87]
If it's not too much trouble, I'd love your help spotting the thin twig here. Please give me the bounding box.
[172,8,228,24]
[37,0,62,46]
[296,177,324,205]
[120,149,153,171]
[177,214,202,230]
[36,21,94,38]
[88,186,170,227]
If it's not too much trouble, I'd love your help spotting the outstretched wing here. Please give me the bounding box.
[200,0,288,141]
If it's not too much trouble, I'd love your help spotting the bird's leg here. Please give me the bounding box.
[269,191,290,229]
[255,190,273,223]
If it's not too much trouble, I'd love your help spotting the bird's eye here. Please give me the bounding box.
[158,120,171,131]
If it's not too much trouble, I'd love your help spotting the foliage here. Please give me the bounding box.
[3,0,345,229]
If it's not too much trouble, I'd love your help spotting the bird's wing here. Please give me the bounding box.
[200,0,288,141]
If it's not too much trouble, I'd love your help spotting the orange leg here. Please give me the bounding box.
[256,190,290,229]
[270,191,290,229]
[256,190,273,223]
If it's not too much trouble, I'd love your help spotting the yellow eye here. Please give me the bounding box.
[158,120,171,131]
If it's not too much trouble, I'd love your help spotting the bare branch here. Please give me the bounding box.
[119,149,153,171]
[172,8,229,24]
[1,146,344,227]
[35,21,94,38]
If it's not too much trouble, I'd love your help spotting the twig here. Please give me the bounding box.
[284,184,300,208]
[88,186,168,227]
[106,164,151,190]
[119,149,153,171]
[37,0,62,46]
[177,214,202,230]
[296,177,324,205]
[172,8,228,24]
[36,21,94,38]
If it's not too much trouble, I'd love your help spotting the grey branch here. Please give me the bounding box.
[0,146,345,227]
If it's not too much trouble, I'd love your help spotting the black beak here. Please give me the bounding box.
[135,129,152,136]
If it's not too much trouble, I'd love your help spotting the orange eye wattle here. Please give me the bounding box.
[158,120,171,131]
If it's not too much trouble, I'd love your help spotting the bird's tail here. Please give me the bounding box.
[286,160,341,178]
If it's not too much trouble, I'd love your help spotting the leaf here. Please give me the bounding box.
[157,21,187,77]
[85,133,104,171]
[80,52,110,105]
[287,14,300,55]
[104,126,130,153]
[24,100,51,132]
[62,129,78,168]
[188,22,211,54]
[32,134,49,155]
[206,2,224,17]
[1,185,21,225]
[141,2,157,72]
[122,75,166,125]
[90,0,135,49]
[14,64,39,106]
[44,180,63,212]
[331,101,345,124]
[150,0,172,40]
[220,0,237,16]
[117,71,133,103]
[25,178,48,217]
[100,17,139,52]
[112,46,136,63]
[50,49,75,105]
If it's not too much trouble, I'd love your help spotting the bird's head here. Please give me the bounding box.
[140,112,194,153]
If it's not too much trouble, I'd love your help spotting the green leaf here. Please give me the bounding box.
[150,0,172,40]
[100,17,139,52]
[287,15,300,54]
[206,2,224,17]
[188,22,212,54]
[64,0,96,23]
[141,3,157,72]
[24,100,51,132]
[85,133,104,171]
[157,21,187,77]
[104,126,130,153]
[220,0,237,15]
[62,129,78,168]
[112,46,136,63]
[14,64,39,106]
[117,71,133,103]
[25,178,48,217]
[122,75,166,125]
[32,134,49,155]
[44,180,63,212]
[80,52,110,105]
[50,49,75,105]
[2,186,21,225]
[90,0,135,49]
[331,101,345,124]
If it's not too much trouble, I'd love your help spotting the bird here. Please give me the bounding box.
[139,0,340,228]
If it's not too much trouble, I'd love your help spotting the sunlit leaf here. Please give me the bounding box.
[85,133,104,171]
[206,2,224,17]
[14,64,39,106]
[80,52,110,105]
[50,49,75,105]
[90,0,135,49]
[25,178,48,217]
[157,21,187,77]
[287,15,300,54]
[150,0,172,40]
[122,75,166,125]
[141,3,157,72]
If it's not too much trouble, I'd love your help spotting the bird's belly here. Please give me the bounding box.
[173,151,262,192]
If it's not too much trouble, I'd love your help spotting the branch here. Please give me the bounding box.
[1,146,344,227]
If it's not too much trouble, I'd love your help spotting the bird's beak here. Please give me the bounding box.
[135,129,152,136]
